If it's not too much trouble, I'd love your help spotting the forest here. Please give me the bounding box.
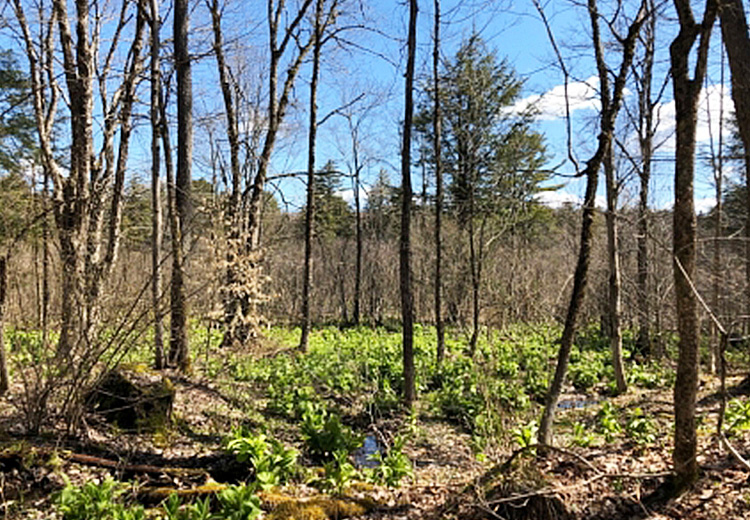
[1,0,750,518]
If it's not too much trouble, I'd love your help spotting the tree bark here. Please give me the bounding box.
[709,48,725,374]
[150,0,165,369]
[208,0,247,348]
[169,0,192,371]
[352,122,363,327]
[401,0,418,409]
[604,147,627,394]
[433,0,445,365]
[221,0,313,346]
[635,4,655,358]
[0,257,8,395]
[717,0,750,329]
[299,0,325,352]
[670,0,716,492]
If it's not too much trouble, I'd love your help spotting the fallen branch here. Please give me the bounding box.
[719,433,750,471]
[64,452,207,478]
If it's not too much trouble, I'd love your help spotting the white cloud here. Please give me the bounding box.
[535,189,606,209]
[695,195,716,215]
[336,188,355,204]
[514,76,601,121]
[643,84,734,152]
[535,190,581,207]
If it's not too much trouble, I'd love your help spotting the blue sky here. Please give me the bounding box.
[1,0,736,215]
[258,0,736,215]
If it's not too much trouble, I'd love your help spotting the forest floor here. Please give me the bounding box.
[1,326,749,519]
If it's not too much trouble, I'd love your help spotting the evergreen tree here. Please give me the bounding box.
[0,50,35,174]
[416,33,548,353]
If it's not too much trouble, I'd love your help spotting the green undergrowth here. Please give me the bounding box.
[211,324,674,450]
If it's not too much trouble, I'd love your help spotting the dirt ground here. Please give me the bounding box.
[1,369,749,519]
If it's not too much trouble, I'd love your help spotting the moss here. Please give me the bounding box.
[267,502,328,520]
[139,482,227,504]
[263,494,374,520]
[258,490,294,508]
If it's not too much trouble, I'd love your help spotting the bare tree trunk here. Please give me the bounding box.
[718,0,750,331]
[670,0,716,492]
[604,147,627,394]
[538,0,646,449]
[169,0,192,371]
[299,0,325,352]
[54,0,95,358]
[0,257,8,395]
[636,1,656,358]
[150,0,165,369]
[352,127,363,327]
[433,0,445,365]
[42,166,51,349]
[709,48,725,374]
[401,0,418,409]
[468,217,480,356]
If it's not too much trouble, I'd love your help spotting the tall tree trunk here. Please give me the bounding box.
[0,257,8,395]
[718,0,750,331]
[604,148,627,394]
[42,166,51,349]
[352,127,363,327]
[670,0,716,492]
[209,0,248,347]
[538,0,646,449]
[468,217,480,356]
[433,0,445,365]
[401,0,418,409]
[54,0,94,358]
[221,0,313,346]
[169,0,192,371]
[709,48,725,374]
[636,1,655,358]
[300,0,325,352]
[150,0,165,369]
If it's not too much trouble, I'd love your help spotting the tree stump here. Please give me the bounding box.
[87,366,175,431]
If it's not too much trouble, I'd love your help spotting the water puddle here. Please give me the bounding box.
[354,435,382,468]
[557,398,599,409]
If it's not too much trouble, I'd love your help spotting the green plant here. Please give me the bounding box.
[299,403,362,462]
[512,421,537,449]
[55,477,144,520]
[215,485,262,520]
[163,494,213,520]
[596,402,622,442]
[366,435,412,487]
[321,450,359,495]
[224,429,297,489]
[725,399,750,435]
[625,407,656,445]
[570,422,595,448]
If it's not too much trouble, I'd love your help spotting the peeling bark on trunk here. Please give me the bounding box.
[223,0,314,346]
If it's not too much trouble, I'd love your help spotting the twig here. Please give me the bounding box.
[719,433,750,471]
